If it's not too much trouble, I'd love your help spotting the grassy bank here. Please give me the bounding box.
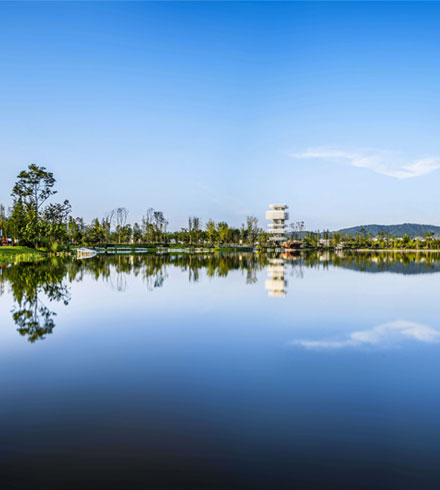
[0,246,47,264]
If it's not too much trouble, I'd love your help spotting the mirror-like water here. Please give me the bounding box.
[1,252,440,489]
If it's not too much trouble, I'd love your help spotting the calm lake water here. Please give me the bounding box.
[1,251,440,489]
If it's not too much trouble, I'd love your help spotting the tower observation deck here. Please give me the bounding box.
[265,204,289,242]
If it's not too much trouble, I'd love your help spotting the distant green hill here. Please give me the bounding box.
[337,223,440,238]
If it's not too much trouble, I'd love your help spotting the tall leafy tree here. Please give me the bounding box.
[115,207,129,244]
[12,164,57,217]
[205,219,216,245]
[9,165,71,248]
[245,216,259,245]
[9,198,26,240]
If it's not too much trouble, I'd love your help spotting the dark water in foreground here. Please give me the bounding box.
[1,251,440,489]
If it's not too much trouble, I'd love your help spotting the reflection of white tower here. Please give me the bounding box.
[265,204,289,242]
[265,259,287,297]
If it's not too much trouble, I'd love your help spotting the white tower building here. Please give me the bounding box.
[265,204,289,242]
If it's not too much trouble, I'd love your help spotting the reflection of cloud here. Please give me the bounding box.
[290,320,440,350]
[291,148,440,180]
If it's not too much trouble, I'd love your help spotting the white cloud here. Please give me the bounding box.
[290,320,440,350]
[291,148,440,180]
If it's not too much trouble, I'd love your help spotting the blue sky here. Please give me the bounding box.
[1,2,440,230]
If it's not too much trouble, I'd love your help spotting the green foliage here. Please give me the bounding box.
[12,163,56,215]
[6,165,71,248]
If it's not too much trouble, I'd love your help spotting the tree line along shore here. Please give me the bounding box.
[2,165,440,263]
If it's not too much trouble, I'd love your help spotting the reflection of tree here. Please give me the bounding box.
[70,252,269,290]
[246,267,258,284]
[1,259,70,342]
[295,250,440,275]
[0,253,272,342]
[4,249,440,343]
[13,299,56,343]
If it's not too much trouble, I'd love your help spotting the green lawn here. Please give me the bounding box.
[0,246,46,264]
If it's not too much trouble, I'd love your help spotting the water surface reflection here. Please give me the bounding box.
[1,251,440,488]
[2,251,440,342]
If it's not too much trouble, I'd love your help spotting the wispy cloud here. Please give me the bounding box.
[290,320,440,350]
[291,148,440,180]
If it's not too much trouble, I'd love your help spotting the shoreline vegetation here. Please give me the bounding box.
[3,165,440,264]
